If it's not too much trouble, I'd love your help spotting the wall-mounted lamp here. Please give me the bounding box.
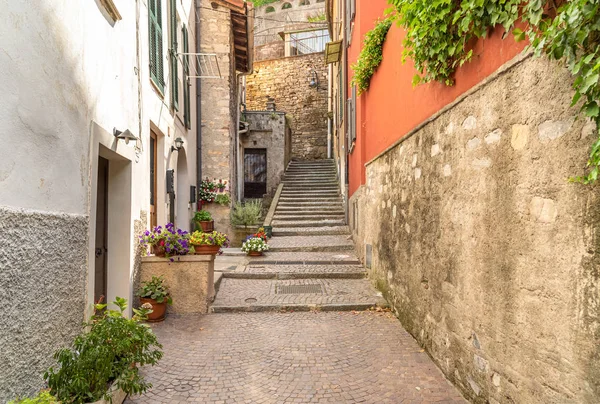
[308,70,319,88]
[171,137,184,152]
[113,128,139,144]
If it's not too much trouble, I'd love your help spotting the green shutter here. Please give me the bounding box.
[170,0,179,111]
[149,0,164,92]
[183,26,191,129]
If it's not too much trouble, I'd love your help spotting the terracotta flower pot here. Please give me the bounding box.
[153,245,166,257]
[197,220,215,232]
[193,244,221,255]
[248,251,263,257]
[140,297,167,322]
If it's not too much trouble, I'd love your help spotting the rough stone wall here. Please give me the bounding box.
[350,56,600,404]
[246,53,328,160]
[241,111,290,198]
[0,206,88,402]
[199,0,237,237]
[255,41,285,62]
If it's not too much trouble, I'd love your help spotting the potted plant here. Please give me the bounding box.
[44,297,162,404]
[241,236,269,256]
[189,230,230,255]
[193,210,214,232]
[199,178,217,204]
[254,227,268,242]
[136,276,172,322]
[139,223,190,260]
[217,179,227,192]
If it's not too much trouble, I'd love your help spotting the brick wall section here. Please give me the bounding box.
[246,53,328,160]
[349,56,600,404]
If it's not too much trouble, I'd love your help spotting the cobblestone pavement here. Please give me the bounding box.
[211,278,385,310]
[126,312,466,404]
[268,235,354,251]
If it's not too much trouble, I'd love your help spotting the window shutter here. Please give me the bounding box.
[183,25,191,129]
[149,0,165,92]
[351,85,357,143]
[169,0,179,111]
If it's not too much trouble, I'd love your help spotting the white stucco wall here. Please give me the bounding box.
[0,0,198,398]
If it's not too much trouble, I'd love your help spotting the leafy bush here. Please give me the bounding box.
[8,391,58,404]
[188,230,230,247]
[136,276,172,305]
[214,193,231,206]
[230,200,263,228]
[193,210,212,222]
[351,16,394,94]
[241,237,269,253]
[44,298,162,403]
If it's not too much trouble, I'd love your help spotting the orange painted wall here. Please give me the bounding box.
[347,3,527,196]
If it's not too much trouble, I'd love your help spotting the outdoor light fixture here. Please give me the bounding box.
[171,137,184,152]
[308,70,319,88]
[113,128,138,144]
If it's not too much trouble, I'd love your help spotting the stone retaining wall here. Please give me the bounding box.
[246,53,328,160]
[140,255,215,314]
[350,56,600,404]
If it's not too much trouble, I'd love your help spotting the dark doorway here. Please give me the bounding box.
[94,157,109,304]
[150,132,157,230]
[244,148,267,198]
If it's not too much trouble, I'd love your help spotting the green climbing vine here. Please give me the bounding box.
[388,0,600,184]
[253,0,278,7]
[351,16,394,94]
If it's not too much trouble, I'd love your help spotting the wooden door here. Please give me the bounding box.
[94,157,109,304]
[244,148,267,199]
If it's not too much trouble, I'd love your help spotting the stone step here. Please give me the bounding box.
[280,190,340,195]
[279,198,341,203]
[211,278,386,313]
[272,226,350,236]
[288,161,335,166]
[275,207,344,213]
[222,264,366,280]
[283,181,339,186]
[245,251,359,264]
[273,214,345,221]
[268,235,354,251]
[277,202,344,208]
[271,219,347,228]
[283,187,340,192]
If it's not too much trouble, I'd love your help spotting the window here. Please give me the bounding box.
[182,25,191,129]
[265,6,275,13]
[148,0,165,92]
[282,2,292,9]
[286,29,330,56]
[169,0,179,111]
[299,0,310,5]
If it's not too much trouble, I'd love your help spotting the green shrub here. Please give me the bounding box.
[136,276,172,305]
[8,391,58,404]
[193,210,212,222]
[230,200,263,228]
[214,193,231,206]
[44,298,163,403]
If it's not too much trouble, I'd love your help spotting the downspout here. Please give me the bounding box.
[194,0,202,207]
[327,63,333,159]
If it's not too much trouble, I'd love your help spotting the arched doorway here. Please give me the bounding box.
[176,149,190,232]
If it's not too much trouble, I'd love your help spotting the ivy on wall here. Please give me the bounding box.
[388,0,600,183]
[253,0,279,7]
[351,17,394,94]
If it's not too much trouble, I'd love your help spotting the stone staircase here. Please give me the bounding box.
[211,159,386,313]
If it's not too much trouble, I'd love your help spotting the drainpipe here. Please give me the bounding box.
[194,0,202,208]
[327,63,333,159]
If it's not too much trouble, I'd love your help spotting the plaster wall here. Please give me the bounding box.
[351,56,600,404]
[246,53,328,160]
[0,0,197,399]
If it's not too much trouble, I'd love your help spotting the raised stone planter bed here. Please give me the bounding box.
[140,255,215,314]
[90,386,127,404]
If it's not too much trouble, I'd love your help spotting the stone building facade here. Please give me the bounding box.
[246,53,328,160]
[349,56,600,404]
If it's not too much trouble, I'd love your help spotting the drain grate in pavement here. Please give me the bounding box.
[276,284,324,294]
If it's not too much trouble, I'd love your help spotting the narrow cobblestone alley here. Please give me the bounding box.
[127,160,466,403]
